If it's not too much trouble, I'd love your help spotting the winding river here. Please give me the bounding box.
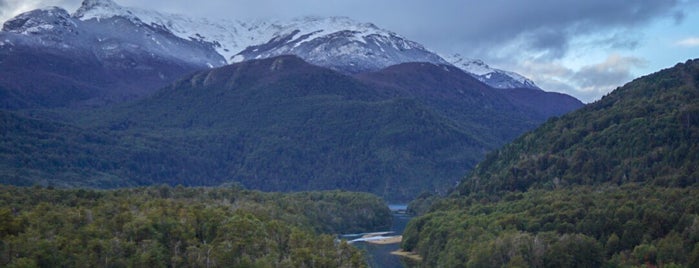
[342,204,417,268]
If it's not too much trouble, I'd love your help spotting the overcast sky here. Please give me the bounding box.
[2,0,698,102]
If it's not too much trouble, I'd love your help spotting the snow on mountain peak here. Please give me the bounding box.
[444,53,540,90]
[444,54,493,76]
[232,15,447,73]
[73,0,137,21]
[2,7,76,34]
[3,0,541,89]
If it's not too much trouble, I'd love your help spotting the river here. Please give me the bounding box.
[341,204,418,268]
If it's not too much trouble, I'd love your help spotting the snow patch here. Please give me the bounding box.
[231,54,245,63]
[443,53,540,89]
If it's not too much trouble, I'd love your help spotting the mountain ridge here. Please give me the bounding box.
[3,0,542,90]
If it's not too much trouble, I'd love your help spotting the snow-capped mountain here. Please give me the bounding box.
[0,1,225,108]
[70,0,540,84]
[3,2,225,68]
[444,54,540,90]
[72,0,277,63]
[233,16,449,73]
[71,0,448,73]
[0,0,551,109]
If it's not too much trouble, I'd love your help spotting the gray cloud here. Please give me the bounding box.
[512,55,647,103]
[0,0,11,23]
[572,55,646,89]
[0,0,81,23]
[2,0,690,58]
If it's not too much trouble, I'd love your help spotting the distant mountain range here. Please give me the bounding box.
[1,0,545,109]
[0,0,584,201]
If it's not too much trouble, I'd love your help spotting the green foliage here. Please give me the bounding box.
[402,185,699,267]
[458,59,699,195]
[0,185,389,267]
[0,56,579,202]
[403,59,699,266]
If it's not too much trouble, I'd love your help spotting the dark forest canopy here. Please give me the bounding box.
[0,185,391,267]
[0,56,581,202]
[402,59,699,267]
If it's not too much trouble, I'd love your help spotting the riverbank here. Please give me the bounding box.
[365,235,402,245]
[390,250,423,262]
[346,204,414,267]
[347,232,402,244]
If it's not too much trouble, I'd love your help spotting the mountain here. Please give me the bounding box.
[0,3,224,108]
[0,0,583,201]
[114,2,537,85]
[71,0,449,74]
[444,53,540,89]
[401,59,699,267]
[356,62,542,145]
[0,55,580,201]
[0,0,546,109]
[233,16,449,73]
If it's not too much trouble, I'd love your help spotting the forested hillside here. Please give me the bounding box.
[0,185,391,267]
[1,55,581,201]
[459,59,699,194]
[402,59,699,267]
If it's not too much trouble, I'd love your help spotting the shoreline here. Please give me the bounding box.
[390,249,423,262]
[364,235,402,245]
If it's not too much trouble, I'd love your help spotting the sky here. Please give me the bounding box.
[1,0,698,103]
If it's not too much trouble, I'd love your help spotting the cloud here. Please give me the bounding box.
[511,54,646,103]
[675,37,699,47]
[0,0,81,23]
[0,0,12,22]
[2,0,689,58]
[572,54,646,89]
[416,0,688,58]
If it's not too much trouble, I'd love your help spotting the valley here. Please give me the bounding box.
[2,0,697,267]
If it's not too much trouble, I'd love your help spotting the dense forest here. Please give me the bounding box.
[0,56,581,202]
[458,59,699,194]
[405,185,699,267]
[402,59,699,267]
[0,185,392,267]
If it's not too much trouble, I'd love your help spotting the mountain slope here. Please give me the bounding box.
[356,62,541,145]
[356,63,583,138]
[459,59,699,195]
[0,55,580,201]
[87,56,494,201]
[401,59,699,267]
